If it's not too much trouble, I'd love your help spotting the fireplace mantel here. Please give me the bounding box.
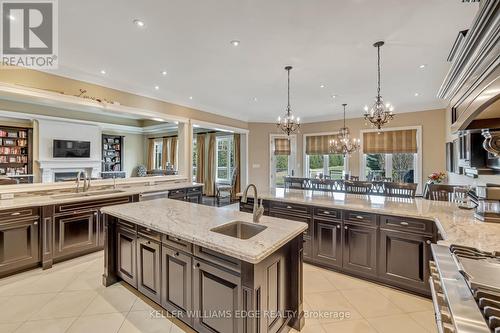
[36,159,101,183]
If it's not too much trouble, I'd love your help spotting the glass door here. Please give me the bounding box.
[270,135,296,188]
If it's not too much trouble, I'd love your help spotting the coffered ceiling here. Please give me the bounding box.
[50,0,478,122]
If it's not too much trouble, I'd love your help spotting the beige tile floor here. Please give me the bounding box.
[0,251,437,333]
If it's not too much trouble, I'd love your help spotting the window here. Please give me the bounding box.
[153,140,163,169]
[216,136,234,182]
[306,154,345,179]
[361,127,421,191]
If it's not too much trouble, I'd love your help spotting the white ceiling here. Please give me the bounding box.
[51,0,478,123]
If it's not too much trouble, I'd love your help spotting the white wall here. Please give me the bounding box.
[37,119,101,161]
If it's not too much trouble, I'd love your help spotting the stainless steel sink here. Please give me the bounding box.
[51,189,125,199]
[210,221,267,240]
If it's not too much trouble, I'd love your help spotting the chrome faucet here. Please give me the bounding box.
[241,184,265,223]
[76,171,90,193]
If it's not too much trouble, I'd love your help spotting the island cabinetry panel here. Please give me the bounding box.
[117,222,137,287]
[192,258,243,333]
[161,245,192,325]
[380,215,434,235]
[0,209,40,276]
[313,218,342,268]
[53,209,98,260]
[342,222,378,277]
[137,228,161,304]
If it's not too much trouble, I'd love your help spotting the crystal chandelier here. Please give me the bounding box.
[277,66,300,136]
[329,104,360,156]
[364,41,394,130]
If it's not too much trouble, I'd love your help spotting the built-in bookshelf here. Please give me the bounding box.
[102,134,124,176]
[0,125,33,182]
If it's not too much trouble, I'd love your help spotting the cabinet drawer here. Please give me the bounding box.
[137,226,161,242]
[55,196,132,214]
[186,186,202,195]
[344,210,378,226]
[162,234,193,254]
[269,211,311,235]
[270,201,311,215]
[314,207,342,220]
[0,207,39,222]
[194,246,241,273]
[380,215,434,235]
[118,220,136,232]
[168,188,186,199]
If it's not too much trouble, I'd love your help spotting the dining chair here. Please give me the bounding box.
[428,184,458,201]
[345,180,373,194]
[383,182,417,198]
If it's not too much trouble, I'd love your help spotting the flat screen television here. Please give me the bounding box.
[53,140,91,158]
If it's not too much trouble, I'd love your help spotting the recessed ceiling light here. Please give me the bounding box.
[133,19,145,28]
[100,69,106,75]
[154,85,160,90]
[320,84,325,88]
[152,118,164,122]
[189,96,193,100]
[331,94,337,99]
[253,97,258,102]
[419,64,426,69]
[230,40,240,46]
[161,70,167,76]
[414,92,419,97]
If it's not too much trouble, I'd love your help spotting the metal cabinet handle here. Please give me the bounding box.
[33,221,38,225]
[146,240,151,245]
[426,240,431,245]
[146,228,151,232]
[355,215,363,219]
[336,225,340,229]
[175,252,179,257]
[11,212,21,216]
[400,222,409,226]
[344,226,348,230]
[286,205,292,209]
[193,263,200,269]
[323,211,330,215]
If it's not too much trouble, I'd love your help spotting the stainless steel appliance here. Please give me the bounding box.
[138,190,169,201]
[430,244,500,333]
[475,185,500,223]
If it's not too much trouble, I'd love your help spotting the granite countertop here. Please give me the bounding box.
[0,181,203,210]
[241,188,500,253]
[101,199,308,264]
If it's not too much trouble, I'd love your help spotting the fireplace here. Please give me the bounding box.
[36,159,101,183]
[54,172,80,182]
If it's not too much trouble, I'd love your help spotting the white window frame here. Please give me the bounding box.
[269,134,297,189]
[302,131,349,179]
[192,136,197,181]
[359,125,423,194]
[153,139,163,170]
[215,135,234,183]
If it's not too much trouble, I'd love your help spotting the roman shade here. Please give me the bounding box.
[305,134,339,155]
[363,129,417,154]
[274,138,291,155]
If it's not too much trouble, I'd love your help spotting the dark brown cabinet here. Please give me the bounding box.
[342,223,377,277]
[379,230,432,293]
[161,245,192,324]
[137,235,161,304]
[53,210,98,260]
[313,218,342,268]
[0,216,39,275]
[117,225,137,287]
[192,258,242,333]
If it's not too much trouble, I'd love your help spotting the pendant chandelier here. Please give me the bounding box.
[277,66,300,136]
[364,41,394,130]
[329,104,360,156]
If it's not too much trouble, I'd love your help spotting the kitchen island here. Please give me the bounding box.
[101,199,308,333]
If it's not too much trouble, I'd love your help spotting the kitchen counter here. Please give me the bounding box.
[0,180,203,210]
[241,188,500,253]
[101,198,308,264]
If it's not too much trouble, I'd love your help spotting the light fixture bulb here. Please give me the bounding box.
[133,19,145,28]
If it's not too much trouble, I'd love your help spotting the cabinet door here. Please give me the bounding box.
[117,227,137,287]
[161,246,192,324]
[54,210,98,259]
[0,217,39,275]
[313,219,342,268]
[342,224,377,276]
[193,259,242,333]
[379,230,431,293]
[137,237,161,303]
